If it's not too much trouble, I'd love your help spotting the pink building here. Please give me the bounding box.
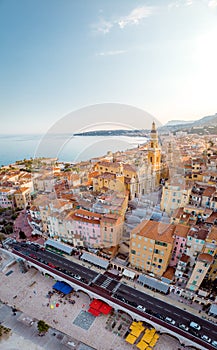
[170,224,189,267]
[71,209,102,247]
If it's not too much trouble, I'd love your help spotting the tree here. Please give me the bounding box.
[37,320,50,335]
[0,233,5,247]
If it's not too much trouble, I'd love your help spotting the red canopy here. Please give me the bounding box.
[88,299,112,316]
[99,303,112,315]
[88,307,101,316]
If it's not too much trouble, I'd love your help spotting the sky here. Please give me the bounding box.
[0,0,217,134]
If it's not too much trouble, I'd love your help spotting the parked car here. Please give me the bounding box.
[201,335,211,343]
[190,321,201,331]
[137,305,146,312]
[211,340,217,348]
[48,262,56,268]
[179,324,189,332]
[165,317,175,325]
[73,274,81,280]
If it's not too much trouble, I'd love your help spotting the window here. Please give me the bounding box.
[138,244,141,248]
[131,250,136,254]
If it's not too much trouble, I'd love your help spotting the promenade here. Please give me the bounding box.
[0,251,198,350]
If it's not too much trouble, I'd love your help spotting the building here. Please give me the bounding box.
[186,253,213,291]
[129,220,175,277]
[186,226,209,266]
[14,187,31,209]
[160,182,191,215]
[94,122,165,199]
[203,228,217,281]
[0,187,16,208]
[170,224,189,267]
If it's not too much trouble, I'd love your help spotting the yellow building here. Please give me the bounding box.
[203,228,217,281]
[14,187,31,209]
[129,220,175,277]
[148,121,161,172]
[160,182,191,215]
[186,253,213,291]
[93,172,125,193]
[94,122,164,199]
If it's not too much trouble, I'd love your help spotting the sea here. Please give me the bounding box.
[0,134,147,167]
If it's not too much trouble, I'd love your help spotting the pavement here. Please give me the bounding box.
[0,251,199,350]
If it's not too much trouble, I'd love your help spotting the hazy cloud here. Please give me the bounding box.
[93,6,154,34]
[117,6,154,29]
[208,0,217,8]
[96,50,127,56]
[93,18,113,34]
[168,0,193,9]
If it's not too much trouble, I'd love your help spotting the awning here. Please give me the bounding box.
[53,281,73,294]
[123,269,135,279]
[138,274,169,294]
[99,303,112,315]
[88,308,101,317]
[88,299,113,316]
[125,333,137,344]
[209,303,217,316]
[81,252,109,269]
[45,238,73,255]
[136,340,149,350]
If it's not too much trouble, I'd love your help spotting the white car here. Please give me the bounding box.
[165,317,175,325]
[179,324,189,332]
[73,274,81,280]
[211,340,217,348]
[137,305,146,312]
[201,335,211,343]
[190,321,201,330]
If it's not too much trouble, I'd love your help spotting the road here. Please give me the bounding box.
[6,241,217,350]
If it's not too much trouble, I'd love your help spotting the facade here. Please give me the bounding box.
[94,122,164,199]
[186,227,208,266]
[160,182,191,215]
[175,254,190,278]
[0,187,16,208]
[129,220,175,277]
[170,224,189,267]
[14,187,31,209]
[203,228,217,281]
[186,253,213,291]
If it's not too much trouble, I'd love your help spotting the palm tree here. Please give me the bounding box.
[37,320,50,335]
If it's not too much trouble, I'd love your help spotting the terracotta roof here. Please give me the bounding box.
[202,186,216,197]
[174,224,190,238]
[207,227,217,241]
[162,267,175,280]
[75,208,102,218]
[198,253,213,263]
[180,254,189,263]
[205,212,217,224]
[132,220,175,244]
[188,227,209,240]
